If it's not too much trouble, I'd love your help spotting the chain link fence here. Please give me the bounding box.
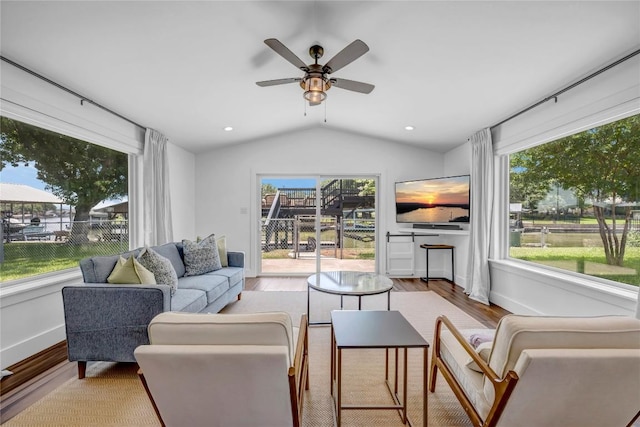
[1,220,129,283]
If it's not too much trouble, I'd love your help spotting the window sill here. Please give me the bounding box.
[0,269,83,308]
[489,258,638,304]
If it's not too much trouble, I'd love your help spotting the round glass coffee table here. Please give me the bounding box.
[306,271,393,325]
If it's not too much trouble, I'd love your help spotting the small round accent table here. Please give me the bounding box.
[306,271,393,325]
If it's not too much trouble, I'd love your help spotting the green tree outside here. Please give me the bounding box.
[510,115,640,266]
[261,183,277,198]
[1,117,128,243]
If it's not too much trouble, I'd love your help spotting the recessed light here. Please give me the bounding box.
[224,126,233,132]
[404,126,415,131]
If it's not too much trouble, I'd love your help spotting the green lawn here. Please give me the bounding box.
[1,242,128,282]
[510,246,640,286]
[522,217,630,226]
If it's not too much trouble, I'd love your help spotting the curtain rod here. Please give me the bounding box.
[1,55,146,130]
[490,48,640,130]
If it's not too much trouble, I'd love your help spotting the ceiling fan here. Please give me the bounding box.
[256,38,375,106]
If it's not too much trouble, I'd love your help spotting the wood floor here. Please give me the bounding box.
[246,276,510,328]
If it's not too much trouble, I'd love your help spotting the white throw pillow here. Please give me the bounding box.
[465,341,493,372]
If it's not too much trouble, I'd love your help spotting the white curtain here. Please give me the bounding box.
[143,128,173,246]
[636,287,640,319]
[465,128,493,305]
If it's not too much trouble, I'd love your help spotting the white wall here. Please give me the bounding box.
[167,143,196,241]
[439,140,473,286]
[443,141,471,176]
[488,50,640,316]
[194,127,454,278]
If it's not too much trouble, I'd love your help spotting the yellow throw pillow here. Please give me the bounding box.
[107,255,157,284]
[217,235,228,267]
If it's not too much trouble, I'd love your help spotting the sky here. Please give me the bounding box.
[395,176,470,205]
[261,178,316,189]
[1,162,126,209]
[1,162,46,190]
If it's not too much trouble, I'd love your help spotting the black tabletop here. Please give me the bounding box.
[331,310,429,349]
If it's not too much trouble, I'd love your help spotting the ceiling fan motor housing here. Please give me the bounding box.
[299,64,331,91]
[309,45,324,60]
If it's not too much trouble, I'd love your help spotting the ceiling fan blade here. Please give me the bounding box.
[323,39,369,74]
[256,78,302,87]
[330,78,375,94]
[264,39,309,71]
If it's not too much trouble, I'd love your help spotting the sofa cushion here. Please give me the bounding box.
[107,255,156,284]
[151,243,186,278]
[178,274,229,304]
[209,267,244,288]
[138,247,179,295]
[437,330,489,417]
[182,234,222,276]
[170,289,207,312]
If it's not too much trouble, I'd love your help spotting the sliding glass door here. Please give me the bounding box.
[259,175,377,275]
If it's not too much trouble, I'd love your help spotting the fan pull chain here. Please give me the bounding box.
[303,98,307,117]
[324,98,327,123]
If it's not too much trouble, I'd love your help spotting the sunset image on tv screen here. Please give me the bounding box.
[395,175,470,223]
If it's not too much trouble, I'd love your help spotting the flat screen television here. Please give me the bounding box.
[395,175,470,224]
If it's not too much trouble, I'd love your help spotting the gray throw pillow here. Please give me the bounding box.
[137,247,178,294]
[182,234,222,276]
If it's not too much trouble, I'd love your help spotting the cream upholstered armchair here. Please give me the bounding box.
[134,311,309,427]
[430,314,640,427]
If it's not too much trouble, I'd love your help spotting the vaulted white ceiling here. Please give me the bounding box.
[1,1,638,153]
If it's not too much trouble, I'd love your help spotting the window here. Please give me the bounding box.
[1,116,130,283]
[508,114,640,288]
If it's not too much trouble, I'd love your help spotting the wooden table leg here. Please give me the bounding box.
[423,347,428,427]
[337,348,342,427]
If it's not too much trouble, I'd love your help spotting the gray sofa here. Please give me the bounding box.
[62,241,244,378]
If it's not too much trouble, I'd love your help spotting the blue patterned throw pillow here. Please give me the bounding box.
[182,234,222,276]
[137,247,178,294]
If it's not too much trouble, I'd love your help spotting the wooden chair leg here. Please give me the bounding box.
[429,353,438,391]
[237,292,242,301]
[77,361,86,379]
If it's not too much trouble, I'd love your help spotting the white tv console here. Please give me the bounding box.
[386,228,470,277]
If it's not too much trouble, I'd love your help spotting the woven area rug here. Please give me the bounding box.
[3,291,485,427]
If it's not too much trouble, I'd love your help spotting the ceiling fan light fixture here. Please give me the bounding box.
[303,89,327,105]
[301,75,330,105]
